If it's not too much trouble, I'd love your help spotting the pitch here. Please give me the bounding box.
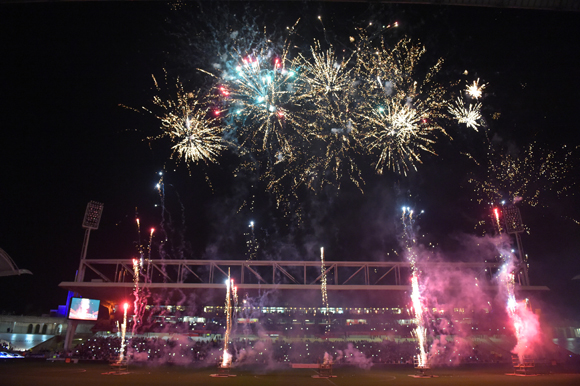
[2,360,580,386]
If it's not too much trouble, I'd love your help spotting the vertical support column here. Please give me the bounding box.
[77,228,91,283]
[515,233,530,286]
[396,264,401,285]
[63,320,78,353]
[365,265,369,285]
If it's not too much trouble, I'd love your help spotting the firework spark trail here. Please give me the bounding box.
[320,247,330,333]
[144,72,225,165]
[245,221,259,260]
[132,217,153,336]
[493,207,502,234]
[132,258,140,336]
[401,207,429,368]
[118,302,129,363]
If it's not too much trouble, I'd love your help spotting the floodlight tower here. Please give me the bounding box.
[76,201,104,282]
[491,204,529,286]
[503,204,530,286]
[64,201,104,353]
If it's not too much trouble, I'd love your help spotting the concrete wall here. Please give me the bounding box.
[0,315,94,335]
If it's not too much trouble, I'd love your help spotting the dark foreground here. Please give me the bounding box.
[2,360,580,386]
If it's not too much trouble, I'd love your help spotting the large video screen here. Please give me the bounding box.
[68,297,100,321]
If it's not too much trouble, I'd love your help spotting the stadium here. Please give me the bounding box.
[1,1,580,384]
[2,200,577,375]
[25,201,561,372]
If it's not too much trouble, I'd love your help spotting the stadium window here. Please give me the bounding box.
[27,324,33,333]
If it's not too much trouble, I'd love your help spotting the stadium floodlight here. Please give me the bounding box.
[503,205,524,234]
[82,201,104,230]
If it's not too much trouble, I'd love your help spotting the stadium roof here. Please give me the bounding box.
[0,248,31,277]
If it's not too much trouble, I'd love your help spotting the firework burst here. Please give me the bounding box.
[469,141,574,207]
[145,73,225,165]
[361,100,438,175]
[289,41,366,191]
[448,97,483,130]
[465,78,486,99]
[294,41,355,102]
[200,24,307,165]
[356,36,449,175]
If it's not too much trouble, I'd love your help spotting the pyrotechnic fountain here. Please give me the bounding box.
[312,351,335,379]
[118,302,129,364]
[131,225,153,336]
[103,302,131,375]
[132,258,140,336]
[401,208,433,377]
[211,268,237,377]
[493,207,540,375]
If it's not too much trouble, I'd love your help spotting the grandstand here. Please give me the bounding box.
[57,257,549,346]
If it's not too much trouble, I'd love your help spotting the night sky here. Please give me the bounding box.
[0,1,579,320]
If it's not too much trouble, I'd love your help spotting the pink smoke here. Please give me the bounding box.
[335,343,373,369]
[509,299,542,362]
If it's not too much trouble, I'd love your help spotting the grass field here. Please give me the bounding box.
[2,360,580,386]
